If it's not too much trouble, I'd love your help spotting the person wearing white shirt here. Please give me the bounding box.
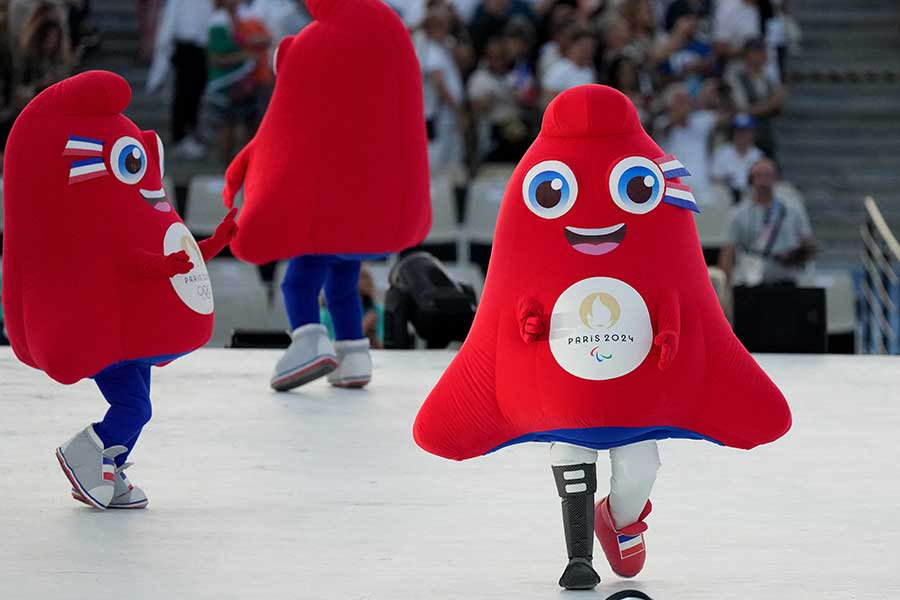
[414,6,465,175]
[656,84,719,206]
[250,0,311,43]
[148,0,215,160]
[713,0,760,59]
[540,29,596,108]
[710,113,764,202]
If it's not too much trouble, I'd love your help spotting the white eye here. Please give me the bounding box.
[521,160,578,220]
[608,156,665,215]
[110,136,147,185]
[273,44,279,76]
[156,133,165,178]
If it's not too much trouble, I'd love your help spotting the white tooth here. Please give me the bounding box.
[565,223,625,236]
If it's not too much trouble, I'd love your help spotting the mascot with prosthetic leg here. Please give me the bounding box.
[414,85,791,589]
[2,71,237,510]
[222,0,430,391]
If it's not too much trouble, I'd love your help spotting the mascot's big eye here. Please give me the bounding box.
[110,136,147,185]
[522,160,578,219]
[608,156,664,215]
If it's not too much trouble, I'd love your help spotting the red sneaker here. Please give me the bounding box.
[594,496,652,578]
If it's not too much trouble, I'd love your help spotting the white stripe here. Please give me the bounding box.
[140,188,166,199]
[659,159,683,171]
[103,464,115,473]
[619,536,643,551]
[65,140,103,153]
[563,470,585,480]
[69,163,107,177]
[666,187,695,201]
[565,483,587,493]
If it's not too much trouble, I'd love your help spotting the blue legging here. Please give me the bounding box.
[281,255,363,340]
[92,362,152,467]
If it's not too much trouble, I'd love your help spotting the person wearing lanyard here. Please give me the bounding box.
[718,158,817,287]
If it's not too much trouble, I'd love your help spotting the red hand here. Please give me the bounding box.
[518,297,546,343]
[654,330,679,370]
[163,250,194,277]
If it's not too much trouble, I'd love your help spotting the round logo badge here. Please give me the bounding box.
[549,277,652,380]
[163,222,214,315]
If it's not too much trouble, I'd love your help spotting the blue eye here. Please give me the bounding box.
[110,136,147,185]
[609,156,665,215]
[522,160,578,219]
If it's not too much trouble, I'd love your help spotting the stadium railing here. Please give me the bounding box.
[858,196,900,354]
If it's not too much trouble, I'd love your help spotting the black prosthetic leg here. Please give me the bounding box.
[552,462,601,590]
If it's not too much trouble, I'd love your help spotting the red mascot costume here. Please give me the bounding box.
[222,0,430,391]
[2,70,237,510]
[414,85,791,589]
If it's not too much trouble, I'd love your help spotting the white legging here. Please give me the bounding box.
[550,440,661,530]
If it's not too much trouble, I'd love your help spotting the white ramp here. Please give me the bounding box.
[0,349,898,599]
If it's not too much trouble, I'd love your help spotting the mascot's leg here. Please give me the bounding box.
[550,442,602,590]
[56,362,152,510]
[324,258,372,388]
[271,255,338,391]
[594,440,660,578]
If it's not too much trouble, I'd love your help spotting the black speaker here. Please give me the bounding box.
[733,285,827,353]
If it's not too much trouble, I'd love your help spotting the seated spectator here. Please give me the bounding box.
[414,4,465,175]
[540,27,595,107]
[710,113,764,202]
[665,0,709,32]
[469,0,534,56]
[596,13,630,74]
[503,16,537,105]
[536,7,575,79]
[467,36,531,163]
[605,54,650,126]
[619,0,658,65]
[206,0,266,165]
[655,82,721,205]
[718,158,816,287]
[320,267,385,349]
[713,0,760,60]
[14,3,73,108]
[726,38,786,158]
[657,9,714,85]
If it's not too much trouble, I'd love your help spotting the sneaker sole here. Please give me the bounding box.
[270,357,338,391]
[72,490,148,509]
[331,377,371,388]
[55,448,107,510]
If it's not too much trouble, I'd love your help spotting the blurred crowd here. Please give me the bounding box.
[405,0,801,202]
[0,0,96,163]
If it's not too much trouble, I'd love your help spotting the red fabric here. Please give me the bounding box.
[222,0,431,264]
[1,71,227,384]
[414,85,791,460]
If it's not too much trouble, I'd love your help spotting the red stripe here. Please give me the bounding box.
[62,148,103,157]
[666,181,692,192]
[620,543,644,558]
[69,170,108,184]
[103,472,115,481]
[654,154,675,165]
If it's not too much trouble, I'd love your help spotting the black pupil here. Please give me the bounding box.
[536,179,562,208]
[125,148,142,174]
[626,175,654,204]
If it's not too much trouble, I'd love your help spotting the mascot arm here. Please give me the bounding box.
[197,207,239,261]
[653,292,681,371]
[517,296,546,343]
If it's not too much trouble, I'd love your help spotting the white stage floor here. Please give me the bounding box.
[1,349,898,599]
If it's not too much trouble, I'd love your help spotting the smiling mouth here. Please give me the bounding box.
[565,224,626,256]
[140,188,171,212]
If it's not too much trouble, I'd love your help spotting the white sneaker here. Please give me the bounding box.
[55,425,123,510]
[174,135,206,160]
[72,462,148,509]
[270,324,338,391]
[327,338,372,388]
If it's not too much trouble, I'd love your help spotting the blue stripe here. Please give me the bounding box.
[663,167,691,178]
[487,425,722,454]
[68,135,104,145]
[71,157,105,168]
[102,457,115,465]
[663,195,701,213]
[618,533,640,543]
